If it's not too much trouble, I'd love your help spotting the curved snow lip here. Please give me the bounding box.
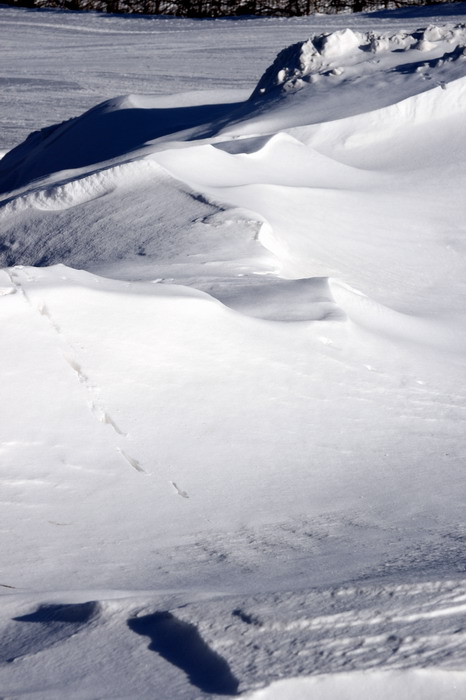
[210,276,345,323]
[328,279,466,354]
[0,159,164,215]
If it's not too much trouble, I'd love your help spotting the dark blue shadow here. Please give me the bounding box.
[14,601,99,624]
[0,99,246,194]
[128,611,239,695]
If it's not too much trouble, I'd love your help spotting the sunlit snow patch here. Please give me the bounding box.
[251,24,466,99]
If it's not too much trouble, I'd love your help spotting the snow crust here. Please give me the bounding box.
[2,5,466,698]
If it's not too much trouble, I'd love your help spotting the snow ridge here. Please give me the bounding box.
[251,24,466,98]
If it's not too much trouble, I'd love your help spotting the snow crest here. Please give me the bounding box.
[251,24,466,97]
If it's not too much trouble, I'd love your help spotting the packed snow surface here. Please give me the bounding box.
[2,4,466,698]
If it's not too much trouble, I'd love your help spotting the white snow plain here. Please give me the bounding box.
[2,4,466,698]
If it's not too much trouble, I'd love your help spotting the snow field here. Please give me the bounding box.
[2,5,466,698]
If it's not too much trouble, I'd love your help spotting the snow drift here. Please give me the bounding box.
[3,23,466,197]
[2,9,466,698]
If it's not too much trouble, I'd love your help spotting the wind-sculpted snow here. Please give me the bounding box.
[0,95,242,195]
[2,8,466,698]
[252,25,466,99]
[3,24,466,196]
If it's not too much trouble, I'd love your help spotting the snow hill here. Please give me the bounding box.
[1,6,466,698]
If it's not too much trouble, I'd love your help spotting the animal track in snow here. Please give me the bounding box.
[63,355,88,383]
[118,448,145,473]
[170,481,189,499]
[99,410,126,436]
[6,266,144,477]
[37,304,63,333]
[232,608,262,627]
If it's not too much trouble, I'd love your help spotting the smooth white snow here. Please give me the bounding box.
[244,669,466,700]
[2,4,466,698]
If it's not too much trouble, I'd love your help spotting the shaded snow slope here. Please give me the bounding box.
[0,95,244,195]
[2,7,466,699]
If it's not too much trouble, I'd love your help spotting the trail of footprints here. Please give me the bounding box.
[7,267,145,475]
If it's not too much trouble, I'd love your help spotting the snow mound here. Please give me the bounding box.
[1,159,162,214]
[0,160,165,217]
[328,279,466,353]
[0,95,239,196]
[251,24,466,98]
[4,23,466,199]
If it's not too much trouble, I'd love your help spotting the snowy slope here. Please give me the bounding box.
[2,5,466,699]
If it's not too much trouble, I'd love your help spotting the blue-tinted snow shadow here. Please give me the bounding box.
[0,602,99,664]
[128,611,239,695]
[0,99,247,194]
[13,602,98,624]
